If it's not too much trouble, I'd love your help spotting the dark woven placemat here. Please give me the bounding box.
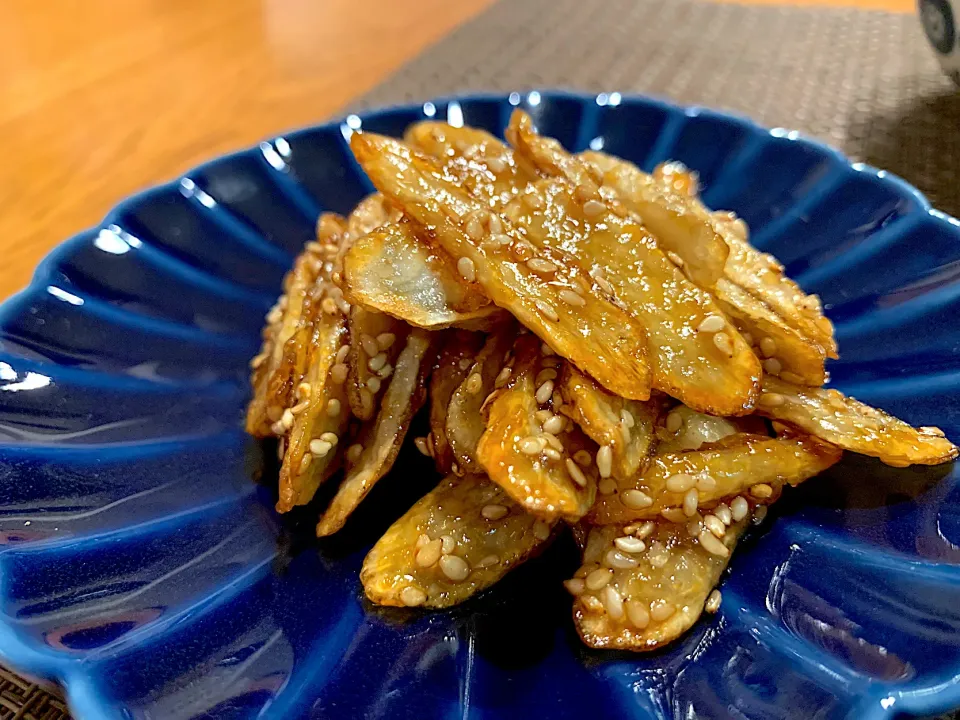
[5,1,959,718]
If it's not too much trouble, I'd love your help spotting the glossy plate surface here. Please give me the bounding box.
[1,91,959,720]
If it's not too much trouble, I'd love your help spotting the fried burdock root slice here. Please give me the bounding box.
[756,376,959,467]
[345,306,409,421]
[589,433,841,525]
[342,221,504,330]
[655,404,767,453]
[447,322,517,474]
[350,131,653,401]
[577,149,729,288]
[317,328,438,536]
[247,216,347,436]
[476,335,598,523]
[559,365,660,481]
[428,330,487,473]
[568,518,746,651]
[361,473,556,608]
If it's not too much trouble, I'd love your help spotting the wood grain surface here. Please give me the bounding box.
[0,0,916,301]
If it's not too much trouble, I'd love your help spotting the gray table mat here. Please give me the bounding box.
[352,0,960,219]
[351,1,960,718]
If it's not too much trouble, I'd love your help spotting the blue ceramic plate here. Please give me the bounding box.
[1,90,960,720]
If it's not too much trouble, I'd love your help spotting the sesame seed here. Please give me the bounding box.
[750,483,774,499]
[699,529,730,557]
[753,505,768,524]
[666,473,696,493]
[525,191,545,210]
[488,214,503,235]
[666,250,685,267]
[602,585,625,620]
[414,437,430,456]
[267,306,284,323]
[376,333,396,351]
[535,300,559,322]
[346,443,363,463]
[513,241,536,261]
[360,334,378,357]
[527,258,558,274]
[566,458,588,487]
[297,382,312,400]
[594,275,615,295]
[696,474,717,492]
[564,578,586,595]
[440,535,456,554]
[250,352,267,369]
[319,432,338,446]
[310,439,333,457]
[596,446,613,479]
[779,371,805,385]
[281,409,295,430]
[486,156,506,173]
[574,183,595,203]
[366,376,382,393]
[540,355,562,368]
[713,331,734,357]
[614,536,646,554]
[542,447,562,462]
[465,215,484,240]
[585,567,613,590]
[477,554,500,568]
[760,337,778,358]
[635,521,656,539]
[377,363,393,379]
[368,352,387,372]
[599,477,618,495]
[458,256,477,283]
[415,533,431,549]
[620,422,631,444]
[400,586,427,607]
[705,589,722,613]
[683,488,700,516]
[519,436,546,455]
[534,409,553,423]
[665,411,683,433]
[730,496,749,521]
[704,514,726,538]
[650,600,676,622]
[439,555,470,582]
[661,508,687,523]
[581,594,604,613]
[335,298,351,314]
[763,357,782,375]
[648,541,669,568]
[697,315,726,333]
[742,332,754,346]
[358,388,374,417]
[336,345,350,364]
[542,414,564,435]
[626,600,650,629]
[299,453,312,472]
[622,489,653,509]
[320,297,338,315]
[574,450,593,467]
[416,538,443,567]
[620,409,635,428]
[495,367,512,387]
[758,392,785,407]
[330,363,348,384]
[482,504,509,520]
[714,503,733,525]
[486,233,513,248]
[533,520,551,540]
[687,518,704,538]
[582,199,607,217]
[459,357,473,371]
[534,380,554,406]
[559,289,587,307]
[465,373,483,394]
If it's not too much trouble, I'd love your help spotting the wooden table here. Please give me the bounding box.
[0,0,914,301]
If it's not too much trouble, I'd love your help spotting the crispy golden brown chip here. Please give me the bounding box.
[361,473,556,608]
[345,306,409,421]
[447,323,517,474]
[653,161,700,198]
[350,131,653,401]
[475,335,598,522]
[342,221,503,330]
[559,365,660,481]
[346,193,402,241]
[570,518,746,651]
[317,329,438,536]
[713,278,826,386]
[247,218,347,436]
[578,149,729,288]
[429,331,487,473]
[589,433,841,525]
[756,376,959,467]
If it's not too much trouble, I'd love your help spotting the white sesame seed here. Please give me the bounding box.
[458,256,477,283]
[650,600,676,622]
[416,538,443,567]
[605,547,638,569]
[519,436,545,455]
[534,409,553,423]
[622,489,653,509]
[713,331,734,357]
[319,431,339,445]
[559,289,587,307]
[683,488,700,516]
[482,504,509,520]
[330,363,348,384]
[626,600,650,629]
[439,555,470,582]
[699,529,730,557]
[564,578,586,595]
[440,535,456,554]
[495,366,512,387]
[358,388,375,417]
[758,392,785,408]
[487,214,502,235]
[533,521,551,540]
[296,382,312,400]
[527,258,558,274]
[648,541,669,568]
[299,453,312,472]
[535,366,558,383]
[366,376,382,393]
[322,298,340,315]
[400,586,427,607]
[536,379,555,405]
[599,477,618,495]
[666,250,685,267]
[346,443,363,464]
[704,514,726,538]
[336,345,350,364]
[760,337,778,358]
[594,275,615,295]
[326,398,341,417]
[486,156,506,173]
[281,408,295,430]
[377,363,393,379]
[585,567,613,590]
[574,183,595,202]
[310,439,333,457]
[368,352,387,372]
[581,594,604,613]
[335,298,351,314]
[597,446,613,479]
[741,332,754,346]
[574,450,593,467]
[359,334,377,358]
[540,343,556,357]
[376,333,396,351]
[602,585,625,620]
[715,503,733,525]
[566,458,588,487]
[665,411,683,433]
[696,474,717,492]
[779,371,805,385]
[415,533,431,549]
[465,214,484,240]
[661,508,687,523]
[535,300,560,322]
[635,521,656,539]
[763,357,782,375]
[666,473,696,493]
[697,315,726,333]
[477,554,500,568]
[525,191,545,210]
[753,505,768,524]
[514,242,538,261]
[705,589,722,613]
[582,199,607,217]
[465,373,483,394]
[614,536,647,554]
[543,417,565,438]
[414,437,430,456]
[486,233,512,248]
[750,483,774,499]
[620,409,635,429]
[731,496,749,521]
[250,352,267,369]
